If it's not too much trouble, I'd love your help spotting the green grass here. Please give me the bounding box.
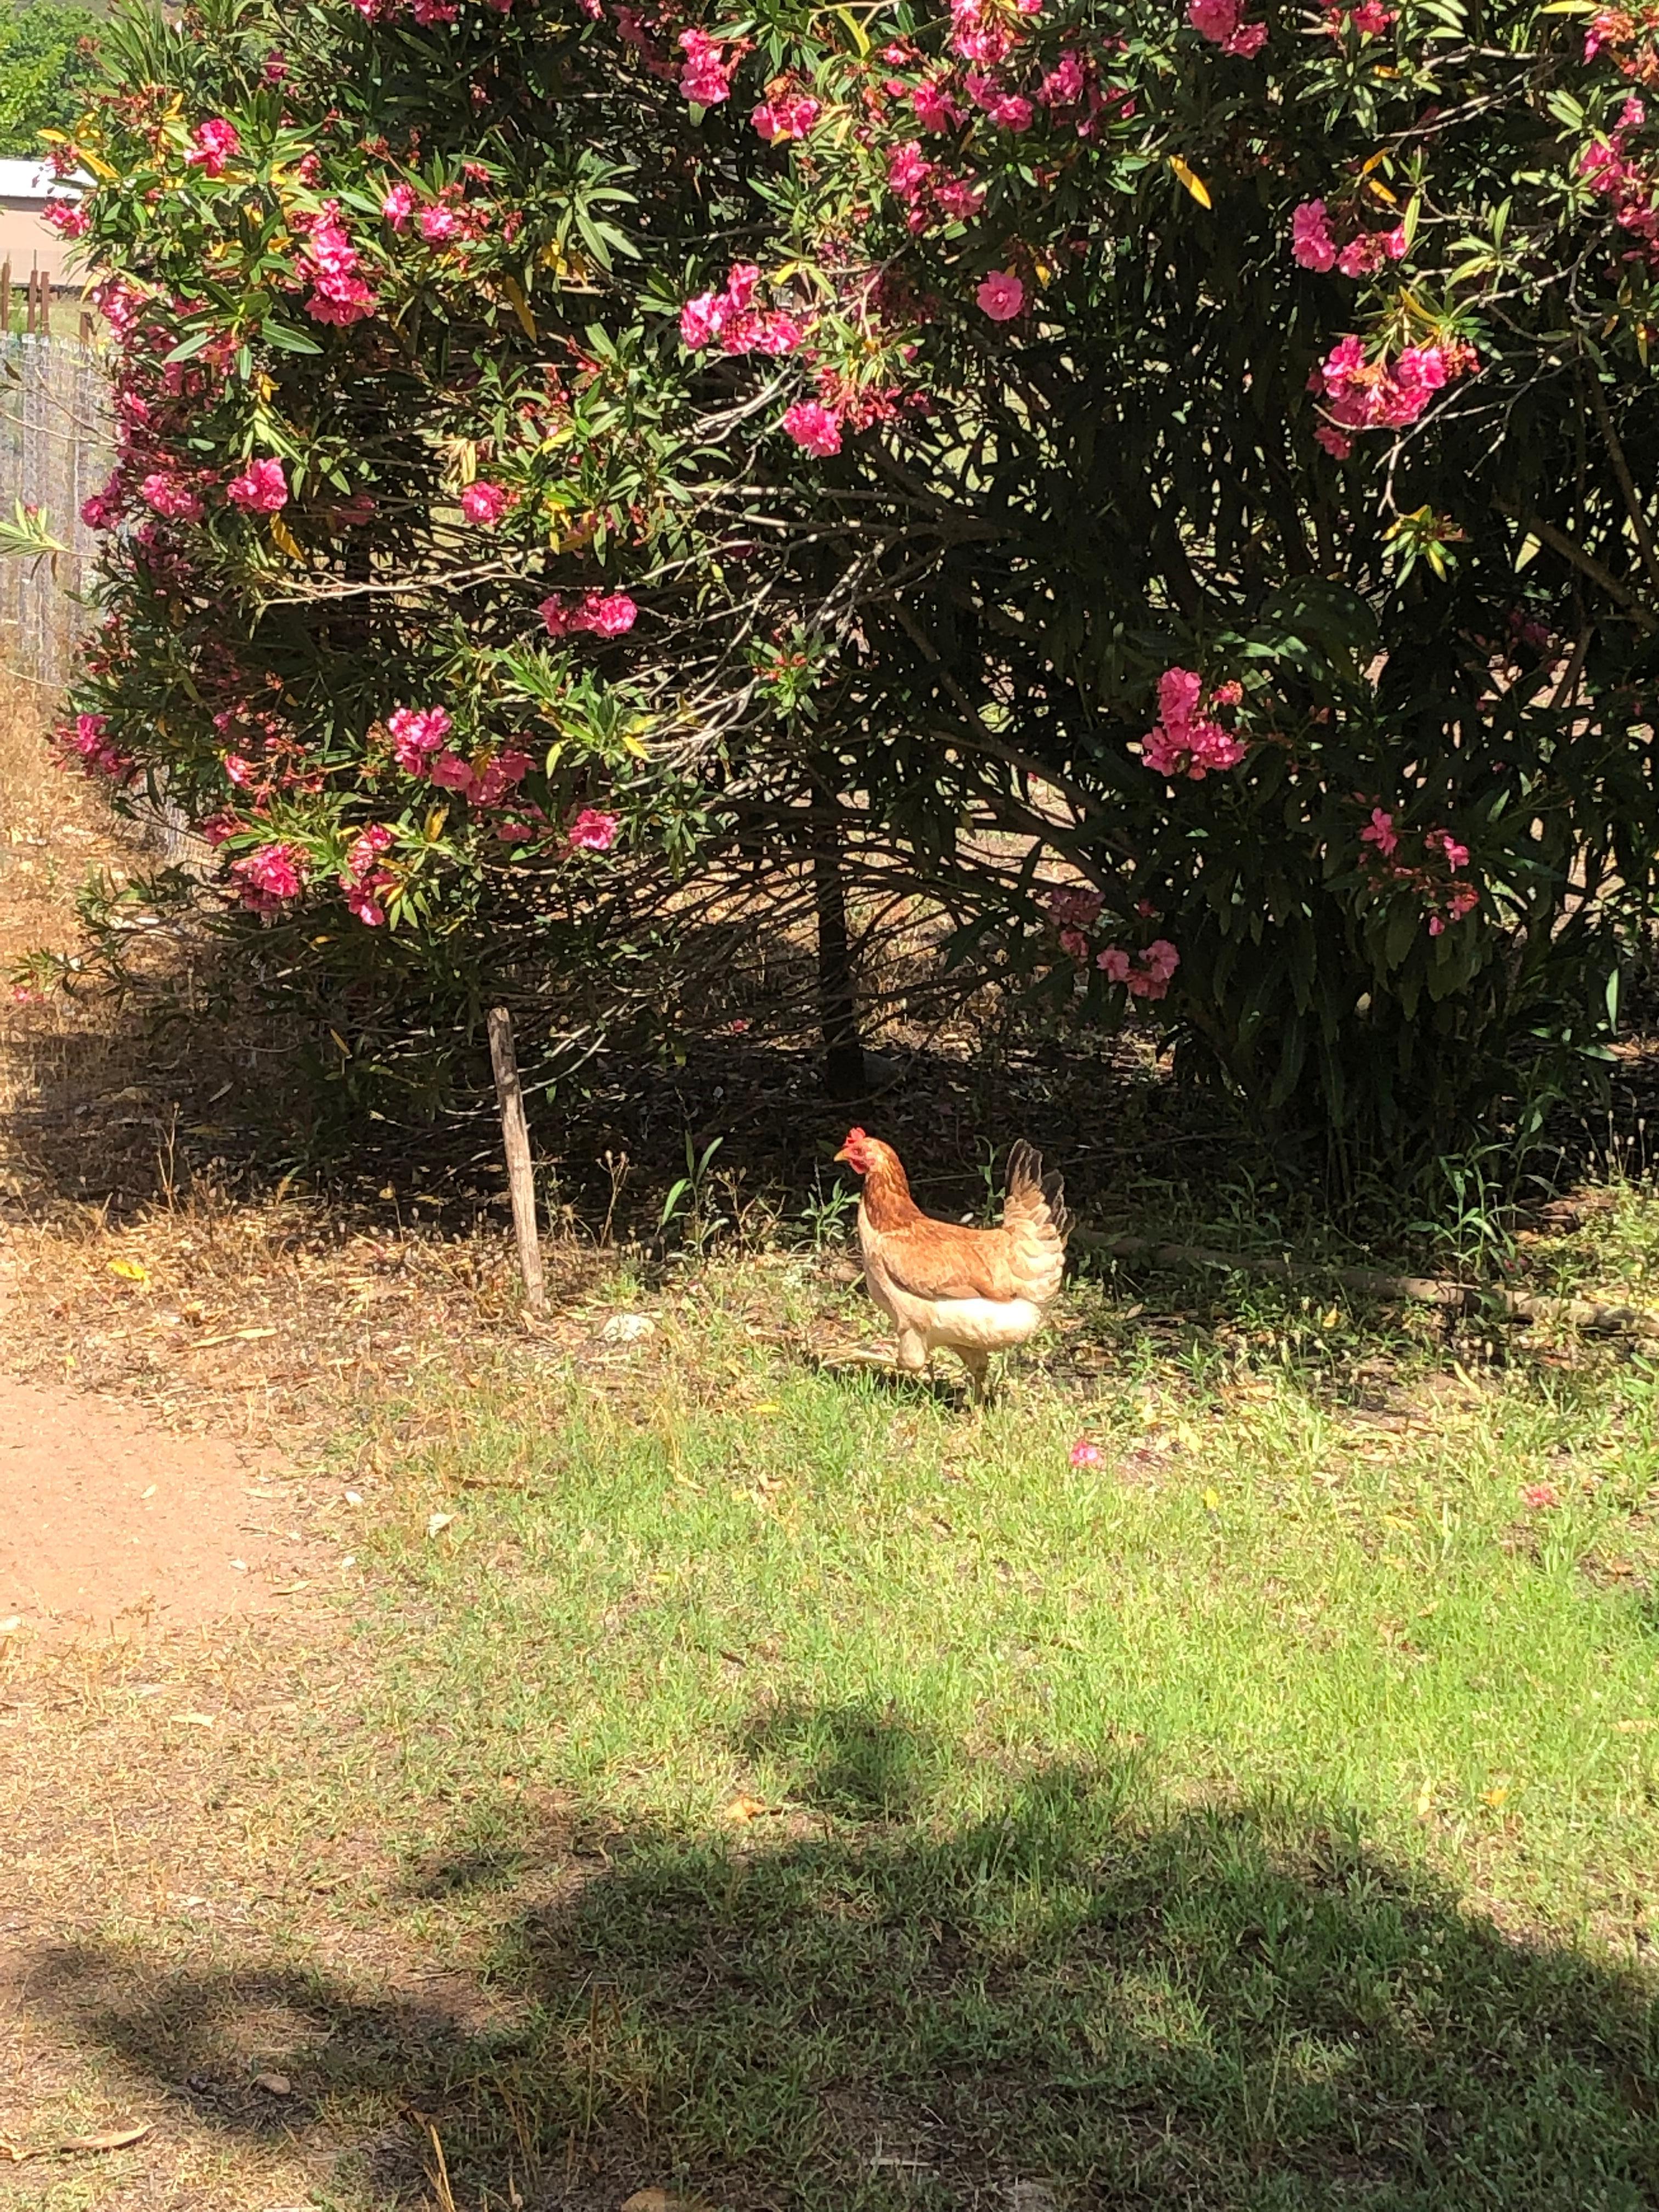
[23,1241,1659,2210]
[278,1255,1659,2210]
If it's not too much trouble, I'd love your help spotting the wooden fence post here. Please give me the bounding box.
[486,1005,546,1318]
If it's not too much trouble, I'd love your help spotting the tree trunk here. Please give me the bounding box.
[810,775,866,1100]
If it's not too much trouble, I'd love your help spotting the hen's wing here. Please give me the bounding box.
[864,1214,1023,1303]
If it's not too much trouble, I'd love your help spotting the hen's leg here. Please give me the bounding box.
[957,1347,990,1405]
[893,1328,929,1375]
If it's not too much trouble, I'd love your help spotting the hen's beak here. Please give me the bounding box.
[833,1144,851,1164]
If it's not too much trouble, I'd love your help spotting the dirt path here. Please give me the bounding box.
[0,1369,329,1640]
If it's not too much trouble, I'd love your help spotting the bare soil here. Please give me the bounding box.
[0,1363,326,1638]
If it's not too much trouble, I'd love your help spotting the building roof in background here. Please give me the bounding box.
[0,160,82,202]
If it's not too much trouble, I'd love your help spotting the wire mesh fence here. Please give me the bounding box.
[0,328,110,695]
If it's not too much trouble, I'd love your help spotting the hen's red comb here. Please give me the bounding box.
[844,1126,867,1145]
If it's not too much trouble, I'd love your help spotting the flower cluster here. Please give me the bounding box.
[1187,0,1267,58]
[1043,884,1181,1002]
[184,117,240,177]
[340,823,396,927]
[568,806,622,852]
[1141,668,1248,780]
[297,200,377,326]
[229,839,307,915]
[460,479,514,524]
[680,263,804,356]
[678,27,732,103]
[1324,0,1395,35]
[1310,334,1477,454]
[540,590,639,638]
[1359,811,1477,933]
[59,710,131,782]
[226,457,289,512]
[1291,198,1408,276]
[1098,938,1181,1000]
[1578,97,1658,265]
[753,77,820,142]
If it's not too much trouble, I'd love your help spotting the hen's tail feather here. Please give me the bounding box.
[1002,1139,1071,1249]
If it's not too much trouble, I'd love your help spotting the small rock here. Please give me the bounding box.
[601,1313,656,1345]
[252,2072,292,2097]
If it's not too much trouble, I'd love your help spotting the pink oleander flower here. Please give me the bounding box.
[584,590,637,636]
[1360,807,1398,857]
[913,78,960,131]
[567,806,620,851]
[139,472,204,523]
[1315,425,1353,459]
[1337,226,1409,276]
[345,882,387,926]
[381,181,416,227]
[782,400,843,456]
[1038,48,1088,105]
[977,269,1025,320]
[966,71,1034,128]
[460,479,513,525]
[1292,200,1338,272]
[225,457,289,512]
[388,704,453,771]
[752,91,819,142]
[1327,0,1395,32]
[1070,1440,1103,1466]
[680,263,771,352]
[300,200,377,325]
[184,117,241,177]
[42,199,89,239]
[753,311,804,355]
[420,203,461,243]
[429,750,475,792]
[1059,927,1090,960]
[1097,939,1181,1000]
[680,289,724,348]
[540,590,637,637]
[229,839,306,912]
[81,475,121,531]
[1314,333,1476,437]
[345,823,395,876]
[888,142,934,201]
[1188,0,1266,51]
[1141,667,1246,780]
[678,27,731,103]
[1426,828,1470,870]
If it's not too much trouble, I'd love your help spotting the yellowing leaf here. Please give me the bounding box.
[751,1401,783,1416]
[1414,1779,1435,1816]
[1169,156,1212,210]
[500,273,538,341]
[108,1258,149,1285]
[268,514,304,561]
[57,2124,154,2155]
[833,3,871,52]
[724,1794,769,1822]
[1481,1783,1510,1808]
[1202,1486,1221,1512]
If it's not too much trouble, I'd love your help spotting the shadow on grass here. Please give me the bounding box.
[26,1713,1659,2211]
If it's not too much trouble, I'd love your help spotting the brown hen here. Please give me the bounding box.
[833,1128,1070,1399]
